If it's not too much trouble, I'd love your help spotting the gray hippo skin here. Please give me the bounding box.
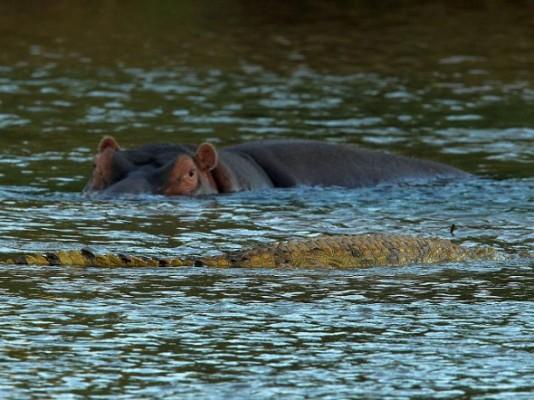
[84,136,468,196]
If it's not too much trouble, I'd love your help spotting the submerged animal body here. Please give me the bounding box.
[84,136,468,196]
[6,234,498,269]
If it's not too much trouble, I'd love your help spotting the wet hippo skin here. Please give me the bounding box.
[84,136,468,196]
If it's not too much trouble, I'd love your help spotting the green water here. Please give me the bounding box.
[0,2,532,399]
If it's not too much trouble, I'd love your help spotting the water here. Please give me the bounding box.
[0,2,533,398]
[1,264,532,399]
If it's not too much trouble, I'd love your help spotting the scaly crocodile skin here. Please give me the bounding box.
[4,234,497,269]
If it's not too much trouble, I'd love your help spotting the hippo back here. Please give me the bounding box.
[226,140,467,188]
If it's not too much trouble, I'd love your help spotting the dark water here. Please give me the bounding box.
[0,1,533,398]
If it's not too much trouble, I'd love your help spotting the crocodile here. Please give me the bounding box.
[3,234,498,269]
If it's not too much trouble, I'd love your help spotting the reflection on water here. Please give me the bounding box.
[0,178,532,257]
[0,264,532,399]
[0,1,532,398]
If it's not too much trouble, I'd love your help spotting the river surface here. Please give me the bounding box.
[0,2,532,399]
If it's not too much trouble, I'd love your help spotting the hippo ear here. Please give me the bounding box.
[88,136,120,192]
[98,136,120,153]
[195,143,218,171]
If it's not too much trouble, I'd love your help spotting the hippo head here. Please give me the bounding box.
[162,141,219,196]
[84,136,221,196]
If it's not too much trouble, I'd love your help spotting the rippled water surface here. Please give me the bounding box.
[0,2,533,399]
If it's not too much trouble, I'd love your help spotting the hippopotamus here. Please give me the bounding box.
[83,136,468,196]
